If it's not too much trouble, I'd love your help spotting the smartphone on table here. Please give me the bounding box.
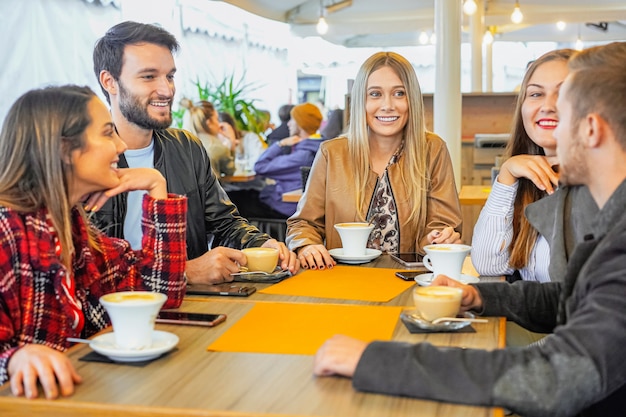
[156,311,227,327]
[395,268,430,281]
[390,252,424,268]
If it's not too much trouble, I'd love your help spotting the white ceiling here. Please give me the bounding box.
[221,0,626,47]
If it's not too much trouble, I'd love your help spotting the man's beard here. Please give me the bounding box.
[118,82,172,130]
[558,134,587,187]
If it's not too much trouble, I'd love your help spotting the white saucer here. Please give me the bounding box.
[328,248,382,264]
[414,273,480,287]
[90,330,178,362]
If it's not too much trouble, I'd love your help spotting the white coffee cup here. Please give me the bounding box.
[99,291,167,350]
[413,285,463,322]
[334,222,374,257]
[422,244,471,280]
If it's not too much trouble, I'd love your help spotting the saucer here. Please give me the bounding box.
[328,248,382,264]
[90,330,178,362]
[414,273,480,286]
[230,268,292,283]
[400,310,477,331]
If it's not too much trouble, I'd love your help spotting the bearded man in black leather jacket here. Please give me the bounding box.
[88,21,299,284]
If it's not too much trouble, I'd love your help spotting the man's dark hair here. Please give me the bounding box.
[278,104,295,123]
[93,21,179,103]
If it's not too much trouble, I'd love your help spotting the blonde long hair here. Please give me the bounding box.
[348,52,428,225]
[0,85,98,268]
[506,49,575,268]
[180,98,217,135]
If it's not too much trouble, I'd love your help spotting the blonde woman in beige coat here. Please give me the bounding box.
[286,52,462,270]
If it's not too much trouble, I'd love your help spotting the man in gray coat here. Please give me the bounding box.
[313,42,626,417]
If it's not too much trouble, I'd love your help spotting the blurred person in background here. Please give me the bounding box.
[266,104,295,148]
[253,102,327,218]
[180,98,235,178]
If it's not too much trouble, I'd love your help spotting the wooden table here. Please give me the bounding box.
[220,173,257,183]
[0,256,505,417]
[282,188,302,203]
[459,185,492,205]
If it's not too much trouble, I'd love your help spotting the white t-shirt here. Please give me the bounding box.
[123,141,155,250]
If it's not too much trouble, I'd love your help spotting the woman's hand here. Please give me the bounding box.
[8,344,82,400]
[297,244,336,270]
[497,155,559,194]
[427,227,461,244]
[84,168,167,212]
[261,240,300,274]
[278,135,302,148]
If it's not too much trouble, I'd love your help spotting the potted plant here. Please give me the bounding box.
[190,73,266,135]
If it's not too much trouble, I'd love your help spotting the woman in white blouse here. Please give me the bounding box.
[471,49,575,283]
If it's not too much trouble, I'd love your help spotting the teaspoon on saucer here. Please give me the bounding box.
[67,337,93,345]
[430,317,488,325]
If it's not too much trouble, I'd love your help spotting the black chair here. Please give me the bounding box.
[249,218,287,242]
[300,166,311,191]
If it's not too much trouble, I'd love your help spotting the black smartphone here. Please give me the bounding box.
[390,252,424,267]
[186,283,257,297]
[156,311,227,327]
[395,269,430,281]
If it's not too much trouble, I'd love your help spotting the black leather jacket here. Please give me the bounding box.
[92,128,270,259]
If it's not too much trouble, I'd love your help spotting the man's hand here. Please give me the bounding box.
[8,344,82,400]
[313,335,367,378]
[430,275,484,312]
[185,247,247,284]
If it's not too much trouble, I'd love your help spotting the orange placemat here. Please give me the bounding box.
[207,302,402,355]
[258,265,414,302]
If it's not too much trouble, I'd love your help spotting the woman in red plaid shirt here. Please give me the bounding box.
[0,85,187,400]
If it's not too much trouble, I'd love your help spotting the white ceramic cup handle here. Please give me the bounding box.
[422,254,434,272]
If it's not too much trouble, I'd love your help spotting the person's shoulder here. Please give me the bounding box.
[423,131,451,156]
[319,136,348,151]
[424,131,445,147]
[0,205,18,222]
[156,128,203,147]
[0,205,34,237]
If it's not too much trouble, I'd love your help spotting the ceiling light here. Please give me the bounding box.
[511,1,523,24]
[483,29,494,45]
[575,37,584,51]
[556,21,566,31]
[316,16,328,35]
[418,31,429,45]
[463,0,477,16]
[316,0,328,35]
[575,24,583,51]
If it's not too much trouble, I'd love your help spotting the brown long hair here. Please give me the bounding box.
[0,85,99,268]
[507,49,575,268]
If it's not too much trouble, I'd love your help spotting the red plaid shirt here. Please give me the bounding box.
[0,194,187,384]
